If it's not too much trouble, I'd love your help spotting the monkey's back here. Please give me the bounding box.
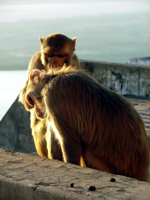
[45,69,149,181]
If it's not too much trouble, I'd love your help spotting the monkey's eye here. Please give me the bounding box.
[49,54,55,57]
[58,54,66,58]
[45,54,54,58]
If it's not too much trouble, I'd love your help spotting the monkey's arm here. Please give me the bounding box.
[71,53,80,68]
[30,111,48,158]
[28,51,45,73]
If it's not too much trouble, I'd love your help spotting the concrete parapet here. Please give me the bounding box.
[80,60,150,97]
[0,148,150,200]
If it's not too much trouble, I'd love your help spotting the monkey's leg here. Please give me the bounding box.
[82,148,111,173]
[47,127,63,161]
[60,137,82,165]
[32,128,48,158]
[30,112,48,158]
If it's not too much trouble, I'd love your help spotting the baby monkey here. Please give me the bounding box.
[25,67,149,182]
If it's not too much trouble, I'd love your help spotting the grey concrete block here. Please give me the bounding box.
[0,97,35,153]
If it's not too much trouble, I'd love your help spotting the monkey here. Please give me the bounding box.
[39,33,79,69]
[19,33,79,160]
[24,69,63,160]
[24,67,150,182]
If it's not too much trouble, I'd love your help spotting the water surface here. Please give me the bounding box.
[0,0,150,119]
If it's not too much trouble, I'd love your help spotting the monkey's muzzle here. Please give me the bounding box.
[26,93,34,106]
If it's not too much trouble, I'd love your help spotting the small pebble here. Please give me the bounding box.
[88,185,96,191]
[110,178,116,182]
[70,183,74,188]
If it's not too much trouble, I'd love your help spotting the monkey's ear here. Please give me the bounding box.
[39,37,43,44]
[72,37,76,51]
[30,70,40,82]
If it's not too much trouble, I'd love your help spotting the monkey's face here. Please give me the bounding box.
[25,70,47,119]
[42,49,71,69]
[39,34,76,70]
[27,93,46,119]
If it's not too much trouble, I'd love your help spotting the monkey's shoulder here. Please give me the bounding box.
[28,51,45,72]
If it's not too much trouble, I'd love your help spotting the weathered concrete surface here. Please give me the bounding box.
[80,60,150,97]
[0,148,150,200]
[0,96,35,153]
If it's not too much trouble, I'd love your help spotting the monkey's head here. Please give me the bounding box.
[25,70,48,119]
[39,33,76,70]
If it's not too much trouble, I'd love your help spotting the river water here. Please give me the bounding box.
[0,0,150,119]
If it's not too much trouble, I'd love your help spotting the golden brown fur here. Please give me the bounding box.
[19,33,79,160]
[24,67,150,182]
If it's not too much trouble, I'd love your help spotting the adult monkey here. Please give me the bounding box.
[19,33,80,160]
[24,67,149,182]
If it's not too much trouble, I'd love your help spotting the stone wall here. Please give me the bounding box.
[80,60,150,97]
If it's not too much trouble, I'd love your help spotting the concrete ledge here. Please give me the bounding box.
[80,60,150,97]
[0,148,150,200]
